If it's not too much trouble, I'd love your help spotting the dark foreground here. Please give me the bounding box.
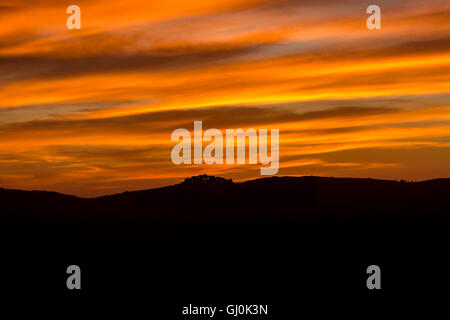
[2,175,450,315]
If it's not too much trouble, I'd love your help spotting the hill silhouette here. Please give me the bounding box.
[2,175,450,235]
[3,175,450,300]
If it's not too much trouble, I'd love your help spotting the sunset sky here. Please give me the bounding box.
[1,0,450,196]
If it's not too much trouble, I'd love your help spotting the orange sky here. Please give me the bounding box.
[1,0,450,196]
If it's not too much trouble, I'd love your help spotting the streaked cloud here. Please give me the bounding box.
[0,0,449,196]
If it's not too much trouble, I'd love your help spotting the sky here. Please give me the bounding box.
[0,0,449,197]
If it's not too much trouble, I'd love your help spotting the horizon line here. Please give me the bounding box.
[1,174,450,199]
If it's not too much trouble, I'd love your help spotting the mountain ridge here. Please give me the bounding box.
[2,174,449,199]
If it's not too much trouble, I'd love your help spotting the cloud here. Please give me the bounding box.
[1,0,450,195]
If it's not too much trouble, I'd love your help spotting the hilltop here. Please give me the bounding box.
[2,175,449,235]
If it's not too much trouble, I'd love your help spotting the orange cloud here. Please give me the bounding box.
[1,0,450,196]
